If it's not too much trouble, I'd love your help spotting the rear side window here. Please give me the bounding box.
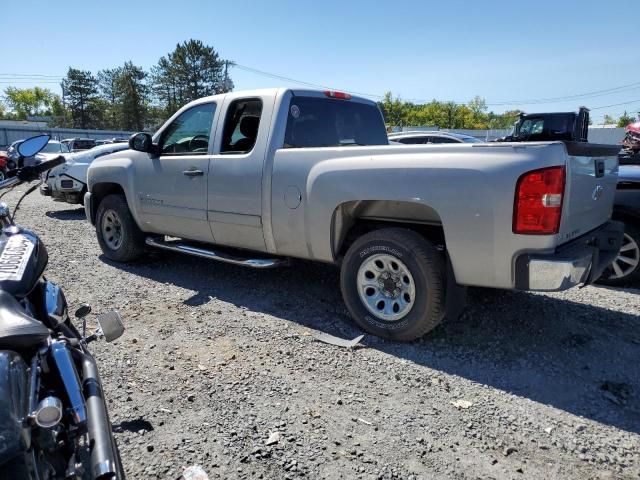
[397,137,427,144]
[74,140,95,150]
[284,97,388,148]
[221,99,263,154]
[430,137,459,144]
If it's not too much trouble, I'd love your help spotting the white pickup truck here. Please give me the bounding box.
[84,88,623,340]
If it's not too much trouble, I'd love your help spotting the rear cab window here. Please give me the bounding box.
[284,96,387,148]
[221,99,263,154]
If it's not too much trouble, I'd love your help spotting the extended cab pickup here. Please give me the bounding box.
[85,88,624,341]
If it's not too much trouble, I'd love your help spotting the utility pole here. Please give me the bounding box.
[60,81,67,128]
[223,60,233,93]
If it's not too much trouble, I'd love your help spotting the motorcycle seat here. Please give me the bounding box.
[0,290,49,349]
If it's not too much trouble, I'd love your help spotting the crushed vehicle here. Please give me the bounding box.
[619,121,640,165]
[85,88,623,341]
[41,142,129,204]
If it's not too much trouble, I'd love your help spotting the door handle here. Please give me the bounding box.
[183,169,204,177]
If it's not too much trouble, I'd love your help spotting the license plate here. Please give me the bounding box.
[0,235,34,281]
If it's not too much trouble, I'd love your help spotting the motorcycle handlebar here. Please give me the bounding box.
[0,156,66,190]
[33,156,66,175]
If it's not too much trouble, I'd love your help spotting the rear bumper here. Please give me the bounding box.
[515,221,624,291]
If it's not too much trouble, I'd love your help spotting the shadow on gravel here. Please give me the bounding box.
[102,252,640,435]
[45,207,86,221]
[113,418,154,434]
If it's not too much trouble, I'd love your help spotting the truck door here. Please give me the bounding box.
[137,101,217,242]
[207,95,274,252]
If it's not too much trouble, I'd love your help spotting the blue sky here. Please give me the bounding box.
[1,0,637,123]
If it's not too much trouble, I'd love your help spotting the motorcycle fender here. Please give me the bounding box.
[0,351,29,465]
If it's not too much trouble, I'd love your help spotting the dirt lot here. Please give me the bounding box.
[15,189,640,479]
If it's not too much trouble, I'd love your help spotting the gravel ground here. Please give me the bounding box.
[12,188,640,479]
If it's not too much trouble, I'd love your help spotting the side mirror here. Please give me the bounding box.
[18,135,51,157]
[96,310,125,343]
[74,304,92,319]
[129,132,154,153]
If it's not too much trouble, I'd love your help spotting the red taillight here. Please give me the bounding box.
[513,166,565,235]
[324,90,351,100]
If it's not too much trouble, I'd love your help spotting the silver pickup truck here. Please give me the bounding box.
[84,88,623,340]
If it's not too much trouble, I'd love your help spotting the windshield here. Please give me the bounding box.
[41,142,69,153]
[284,96,388,148]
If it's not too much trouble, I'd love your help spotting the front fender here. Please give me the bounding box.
[87,153,142,227]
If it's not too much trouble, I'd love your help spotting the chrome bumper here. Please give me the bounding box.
[515,221,625,292]
[84,192,94,225]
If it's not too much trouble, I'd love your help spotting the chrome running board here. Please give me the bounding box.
[145,237,288,269]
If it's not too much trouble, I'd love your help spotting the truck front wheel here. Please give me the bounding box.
[340,228,445,341]
[95,194,145,262]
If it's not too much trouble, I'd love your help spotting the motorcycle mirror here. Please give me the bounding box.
[96,310,125,343]
[17,134,51,158]
[74,304,92,319]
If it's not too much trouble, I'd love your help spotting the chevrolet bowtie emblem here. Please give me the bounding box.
[592,185,604,200]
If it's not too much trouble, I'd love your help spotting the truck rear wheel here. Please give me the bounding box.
[340,228,445,341]
[96,194,145,262]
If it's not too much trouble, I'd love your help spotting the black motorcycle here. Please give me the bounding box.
[0,135,125,479]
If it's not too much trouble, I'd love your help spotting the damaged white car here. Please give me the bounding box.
[41,143,129,204]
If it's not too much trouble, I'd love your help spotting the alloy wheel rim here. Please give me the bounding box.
[101,209,123,250]
[357,254,416,321]
[609,232,640,279]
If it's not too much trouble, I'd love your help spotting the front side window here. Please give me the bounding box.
[284,96,388,148]
[159,103,216,155]
[220,99,263,154]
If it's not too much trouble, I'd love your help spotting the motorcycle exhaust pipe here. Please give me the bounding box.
[81,352,118,479]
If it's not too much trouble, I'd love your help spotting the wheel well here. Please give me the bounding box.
[332,200,445,260]
[90,183,125,222]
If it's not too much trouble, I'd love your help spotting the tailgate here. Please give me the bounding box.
[559,143,620,244]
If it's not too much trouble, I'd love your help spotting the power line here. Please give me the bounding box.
[590,99,640,110]
[232,63,640,107]
[2,66,640,111]
[0,73,63,78]
[232,64,385,100]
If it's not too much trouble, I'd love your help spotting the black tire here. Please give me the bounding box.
[95,194,145,262]
[340,228,445,341]
[598,220,640,286]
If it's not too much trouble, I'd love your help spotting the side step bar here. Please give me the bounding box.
[145,237,289,269]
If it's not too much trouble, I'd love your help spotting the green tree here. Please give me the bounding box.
[3,86,55,119]
[62,68,99,128]
[97,68,123,129]
[379,92,410,128]
[152,39,232,116]
[48,94,71,127]
[603,114,616,126]
[116,62,149,131]
[617,111,636,128]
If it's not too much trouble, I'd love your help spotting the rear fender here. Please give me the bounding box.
[0,350,30,464]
